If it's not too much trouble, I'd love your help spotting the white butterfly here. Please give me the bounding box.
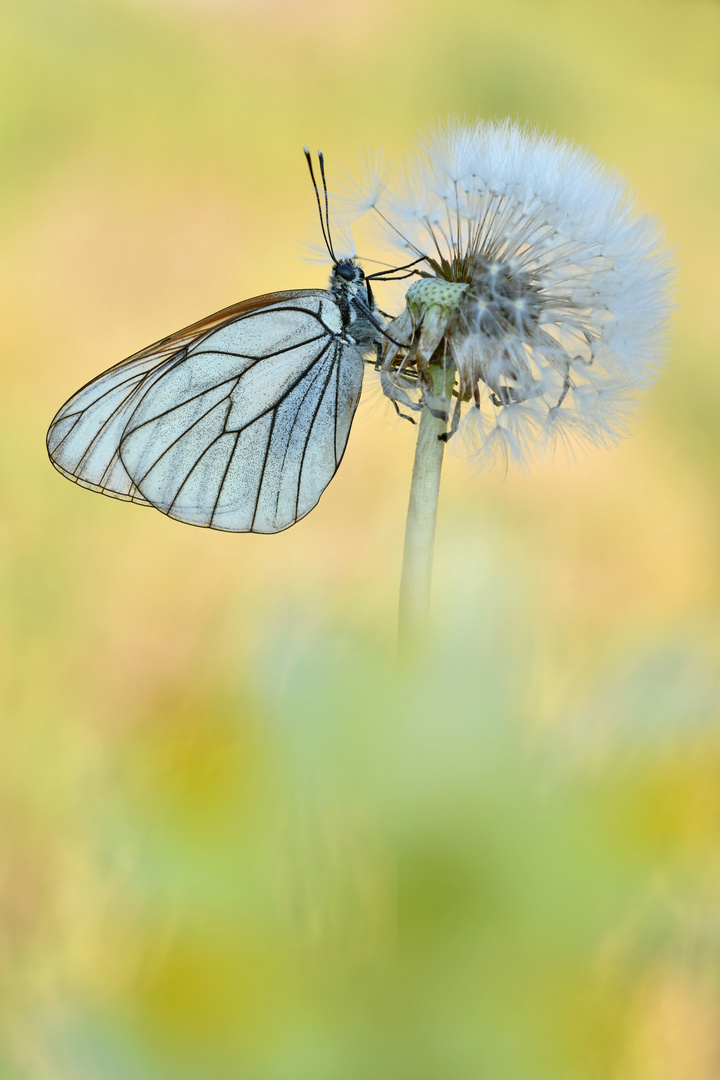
[47,152,397,534]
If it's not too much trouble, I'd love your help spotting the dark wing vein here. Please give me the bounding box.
[166,426,229,517]
[231,338,332,435]
[126,379,240,484]
[270,348,334,523]
[144,339,335,524]
[332,348,341,467]
[209,430,242,529]
[189,329,326,364]
[293,344,339,522]
[249,409,279,532]
[123,336,332,438]
[73,353,187,476]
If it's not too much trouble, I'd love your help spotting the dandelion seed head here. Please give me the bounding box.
[332,149,388,218]
[364,120,675,467]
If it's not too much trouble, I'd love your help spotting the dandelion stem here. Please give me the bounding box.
[398,361,456,649]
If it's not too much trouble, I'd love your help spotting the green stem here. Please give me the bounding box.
[398,362,456,650]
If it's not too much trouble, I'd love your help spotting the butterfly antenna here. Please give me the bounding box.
[317,150,338,261]
[303,147,336,262]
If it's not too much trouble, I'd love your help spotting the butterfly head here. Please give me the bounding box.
[331,258,365,297]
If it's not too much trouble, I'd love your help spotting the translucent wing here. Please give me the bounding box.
[48,290,366,533]
[119,294,365,533]
[46,289,322,509]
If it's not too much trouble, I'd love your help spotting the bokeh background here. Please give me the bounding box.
[2,0,720,1076]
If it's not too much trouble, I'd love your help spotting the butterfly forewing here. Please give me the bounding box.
[47,288,368,533]
[46,348,180,504]
[46,288,319,504]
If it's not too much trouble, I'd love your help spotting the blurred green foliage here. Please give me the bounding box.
[2,0,720,1077]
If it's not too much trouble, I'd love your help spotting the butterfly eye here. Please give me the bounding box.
[334,262,356,281]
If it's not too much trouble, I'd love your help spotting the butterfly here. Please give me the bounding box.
[47,151,418,534]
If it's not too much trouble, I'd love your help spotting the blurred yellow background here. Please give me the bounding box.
[2,0,720,1076]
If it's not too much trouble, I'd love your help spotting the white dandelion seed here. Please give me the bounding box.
[354,119,676,471]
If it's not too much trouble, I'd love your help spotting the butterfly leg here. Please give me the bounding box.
[391,399,417,424]
[556,369,573,408]
[379,369,422,424]
[438,393,462,443]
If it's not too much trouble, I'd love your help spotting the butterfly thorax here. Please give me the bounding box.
[329,259,379,349]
